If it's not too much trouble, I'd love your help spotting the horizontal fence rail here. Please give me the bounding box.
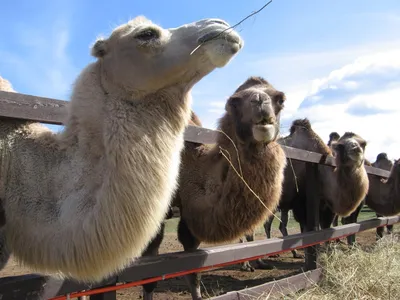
[0,90,390,178]
[0,216,398,299]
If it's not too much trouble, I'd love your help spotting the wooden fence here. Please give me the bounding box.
[0,90,396,300]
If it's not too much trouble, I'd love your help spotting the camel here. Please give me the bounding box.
[142,76,288,300]
[329,132,372,246]
[366,157,400,217]
[275,119,369,233]
[240,123,369,269]
[0,16,243,282]
[327,131,340,148]
[371,152,396,238]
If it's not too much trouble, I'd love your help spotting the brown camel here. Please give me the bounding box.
[142,76,287,300]
[327,131,340,148]
[276,119,369,235]
[329,131,374,245]
[366,158,400,217]
[241,123,369,270]
[371,152,395,239]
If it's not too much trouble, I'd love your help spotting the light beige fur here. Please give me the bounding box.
[0,16,243,282]
[0,76,15,92]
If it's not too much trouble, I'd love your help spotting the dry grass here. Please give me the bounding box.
[281,234,400,300]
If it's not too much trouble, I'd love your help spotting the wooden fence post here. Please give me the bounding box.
[304,162,320,270]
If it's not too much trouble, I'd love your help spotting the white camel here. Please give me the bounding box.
[0,16,243,282]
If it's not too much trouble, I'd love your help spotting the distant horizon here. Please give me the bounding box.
[1,0,399,162]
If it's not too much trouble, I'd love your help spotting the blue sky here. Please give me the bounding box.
[1,0,400,161]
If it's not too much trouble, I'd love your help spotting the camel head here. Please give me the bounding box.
[372,152,393,171]
[331,132,367,168]
[0,75,15,92]
[328,132,340,147]
[224,76,285,144]
[91,16,243,96]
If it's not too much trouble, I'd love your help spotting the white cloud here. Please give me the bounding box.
[286,49,400,162]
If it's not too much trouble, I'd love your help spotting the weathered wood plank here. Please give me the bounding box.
[210,268,322,300]
[0,91,68,125]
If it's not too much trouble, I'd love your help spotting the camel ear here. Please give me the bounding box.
[225,96,242,114]
[331,141,342,153]
[91,38,108,58]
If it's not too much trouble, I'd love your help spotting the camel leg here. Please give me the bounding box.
[239,234,255,272]
[342,201,364,246]
[243,233,274,270]
[331,214,342,244]
[319,208,336,247]
[332,215,338,227]
[279,210,303,259]
[376,213,385,240]
[141,222,166,300]
[178,218,202,300]
[263,214,280,258]
[387,224,394,235]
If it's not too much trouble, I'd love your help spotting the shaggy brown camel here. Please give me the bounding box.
[330,132,371,246]
[327,131,340,148]
[277,119,369,237]
[371,152,395,239]
[142,76,288,300]
[241,123,369,270]
[366,158,400,217]
[0,16,243,282]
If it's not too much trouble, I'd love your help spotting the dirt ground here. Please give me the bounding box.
[0,225,392,299]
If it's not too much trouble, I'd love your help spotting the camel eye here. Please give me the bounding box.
[135,28,160,41]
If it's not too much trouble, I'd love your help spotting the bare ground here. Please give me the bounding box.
[0,225,390,299]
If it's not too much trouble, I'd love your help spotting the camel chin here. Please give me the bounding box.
[252,124,276,143]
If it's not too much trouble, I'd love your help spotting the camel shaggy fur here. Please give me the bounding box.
[0,16,243,282]
[240,123,369,269]
[329,132,372,246]
[370,153,397,238]
[366,158,400,216]
[276,119,369,236]
[143,76,287,300]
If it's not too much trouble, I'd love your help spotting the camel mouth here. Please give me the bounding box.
[198,31,242,45]
[252,124,277,143]
[255,119,273,126]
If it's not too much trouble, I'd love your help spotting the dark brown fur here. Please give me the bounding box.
[367,158,400,216]
[278,120,369,234]
[172,77,287,299]
[142,78,287,299]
